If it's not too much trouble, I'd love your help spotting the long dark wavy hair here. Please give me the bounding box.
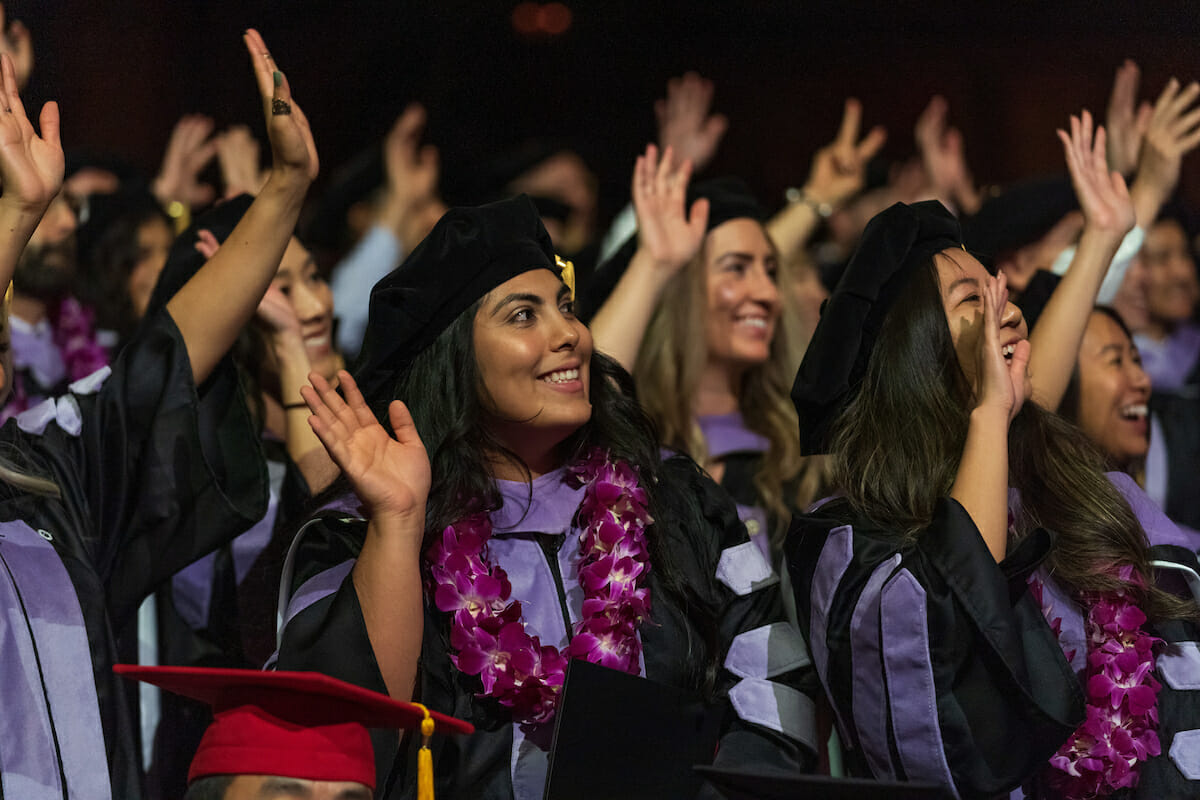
[348,293,724,692]
[831,256,1196,623]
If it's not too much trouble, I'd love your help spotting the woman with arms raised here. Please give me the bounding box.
[0,29,317,798]
[787,117,1200,797]
[276,195,818,798]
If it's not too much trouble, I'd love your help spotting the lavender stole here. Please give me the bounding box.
[0,520,111,800]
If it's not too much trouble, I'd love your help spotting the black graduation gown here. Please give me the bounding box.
[0,310,266,800]
[785,497,1085,799]
[144,437,311,800]
[275,455,819,799]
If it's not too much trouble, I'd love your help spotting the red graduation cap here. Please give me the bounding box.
[114,665,473,793]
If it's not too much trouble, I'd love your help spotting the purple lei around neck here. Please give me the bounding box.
[51,296,110,382]
[1031,566,1163,799]
[425,448,653,726]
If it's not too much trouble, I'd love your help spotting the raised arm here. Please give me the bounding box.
[0,52,60,294]
[766,98,885,263]
[1128,77,1200,229]
[655,71,728,176]
[165,29,318,386]
[588,144,708,371]
[1028,111,1134,410]
[300,369,429,700]
[952,272,1030,562]
[914,95,981,216]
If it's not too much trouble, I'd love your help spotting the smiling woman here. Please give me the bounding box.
[587,150,827,567]
[274,194,820,799]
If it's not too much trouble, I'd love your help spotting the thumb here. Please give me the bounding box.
[389,400,422,447]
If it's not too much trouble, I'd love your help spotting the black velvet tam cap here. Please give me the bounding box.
[143,194,255,320]
[578,176,764,321]
[352,193,560,403]
[793,201,962,455]
[960,175,1077,266]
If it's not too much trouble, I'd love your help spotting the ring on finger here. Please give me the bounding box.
[272,98,292,116]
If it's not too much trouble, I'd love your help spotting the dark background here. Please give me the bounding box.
[16,1,1200,218]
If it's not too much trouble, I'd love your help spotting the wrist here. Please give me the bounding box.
[970,403,1012,428]
[630,246,687,283]
[786,185,835,218]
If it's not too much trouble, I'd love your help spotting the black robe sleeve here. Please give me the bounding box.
[647,456,819,785]
[785,498,1084,798]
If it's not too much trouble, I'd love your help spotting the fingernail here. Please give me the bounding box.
[273,70,282,87]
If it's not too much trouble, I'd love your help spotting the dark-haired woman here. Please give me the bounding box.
[1059,305,1200,542]
[274,195,817,798]
[0,29,319,798]
[787,118,1200,797]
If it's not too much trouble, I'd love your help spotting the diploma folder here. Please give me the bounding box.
[543,658,722,800]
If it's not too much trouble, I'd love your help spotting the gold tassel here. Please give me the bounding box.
[555,255,576,301]
[413,703,436,800]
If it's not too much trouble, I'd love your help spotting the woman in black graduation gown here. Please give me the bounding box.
[787,120,1200,798]
[0,30,318,799]
[274,195,819,799]
[584,148,828,565]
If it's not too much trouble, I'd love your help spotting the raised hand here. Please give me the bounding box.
[256,282,303,338]
[1057,110,1134,238]
[0,4,31,92]
[302,370,430,520]
[152,114,218,209]
[243,28,318,188]
[377,103,442,242]
[192,228,220,260]
[915,96,980,214]
[972,271,1030,424]
[655,72,728,175]
[632,144,709,273]
[0,52,60,213]
[1105,60,1153,176]
[803,98,887,209]
[1129,77,1200,226]
[215,124,266,198]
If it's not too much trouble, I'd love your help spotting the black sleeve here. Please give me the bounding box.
[654,456,820,786]
[274,515,402,788]
[786,498,1084,798]
[18,309,267,627]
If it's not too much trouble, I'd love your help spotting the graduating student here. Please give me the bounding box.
[0,29,318,799]
[275,194,817,798]
[115,665,472,800]
[787,190,1200,798]
[585,152,825,561]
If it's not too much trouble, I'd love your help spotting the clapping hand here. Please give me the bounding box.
[655,72,728,175]
[632,144,709,274]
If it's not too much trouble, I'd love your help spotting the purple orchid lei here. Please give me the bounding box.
[1031,566,1163,798]
[51,296,111,382]
[425,448,653,726]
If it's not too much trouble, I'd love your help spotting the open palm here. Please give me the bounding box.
[0,53,61,212]
[302,370,430,519]
[244,28,318,184]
